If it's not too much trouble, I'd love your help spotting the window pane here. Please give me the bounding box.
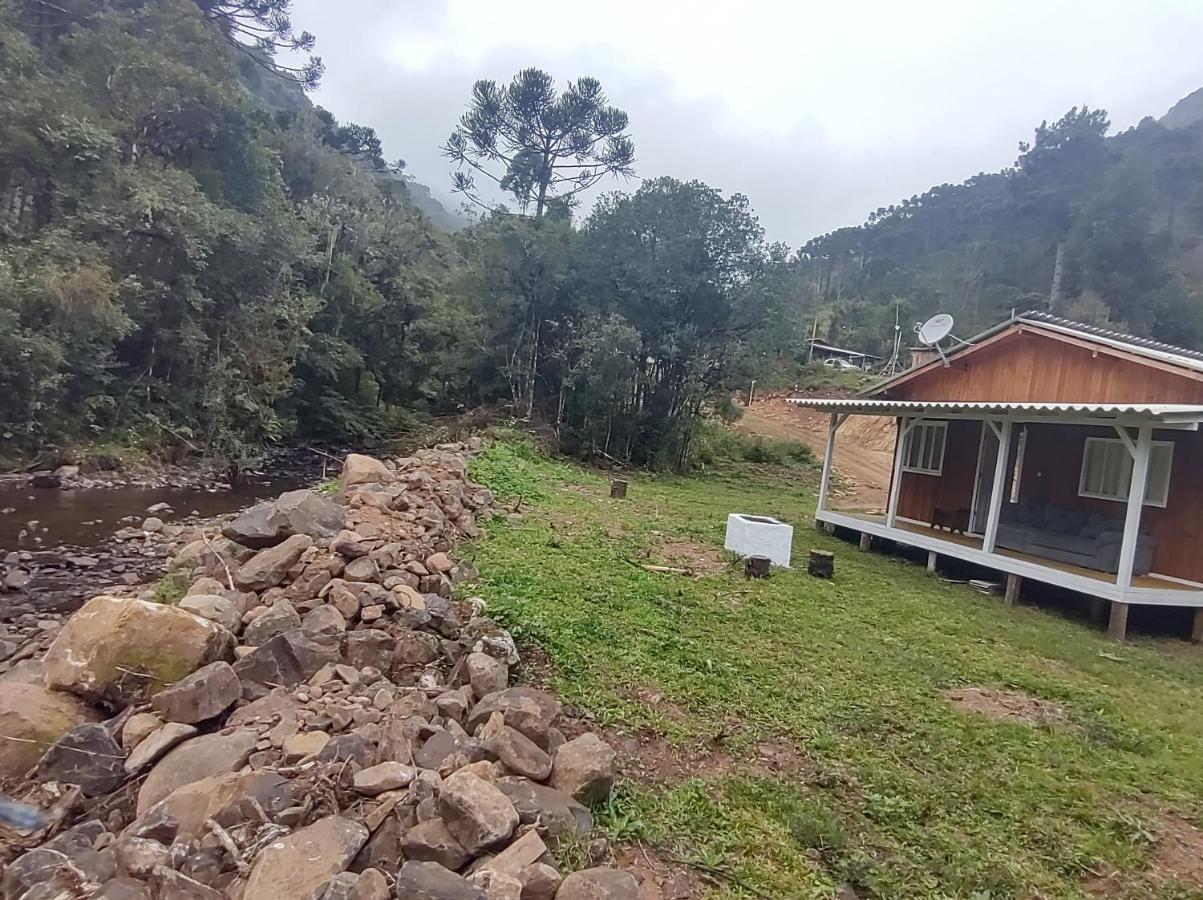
[928,426,945,472]
[1083,442,1104,495]
[1146,443,1173,505]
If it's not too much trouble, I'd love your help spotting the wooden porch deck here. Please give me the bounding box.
[822,509,1203,604]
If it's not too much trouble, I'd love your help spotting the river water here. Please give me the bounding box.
[0,473,311,554]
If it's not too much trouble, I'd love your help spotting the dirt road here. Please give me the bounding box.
[735,396,895,512]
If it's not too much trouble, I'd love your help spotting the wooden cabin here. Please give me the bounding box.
[791,311,1203,641]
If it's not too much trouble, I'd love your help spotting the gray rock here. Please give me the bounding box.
[344,629,395,670]
[466,652,508,697]
[438,769,518,855]
[302,604,347,637]
[394,861,486,900]
[494,777,593,837]
[549,733,616,803]
[243,816,367,900]
[177,594,242,634]
[466,688,560,749]
[223,490,346,550]
[243,600,302,645]
[123,722,197,774]
[555,868,640,900]
[234,629,341,699]
[486,725,552,782]
[38,723,126,796]
[352,761,415,796]
[136,729,258,813]
[343,556,381,584]
[400,818,470,870]
[150,661,240,724]
[234,535,313,592]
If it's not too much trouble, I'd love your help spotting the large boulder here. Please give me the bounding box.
[394,861,485,900]
[0,683,98,781]
[340,454,392,487]
[555,868,640,900]
[243,816,367,900]
[137,729,258,813]
[438,769,518,855]
[223,490,346,550]
[43,596,234,706]
[150,661,240,724]
[234,535,313,592]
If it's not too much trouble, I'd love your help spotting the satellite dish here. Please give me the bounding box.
[918,313,954,346]
[915,313,959,367]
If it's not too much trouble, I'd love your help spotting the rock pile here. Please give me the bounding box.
[0,443,638,900]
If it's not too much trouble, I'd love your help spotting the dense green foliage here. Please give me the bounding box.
[803,105,1203,354]
[6,0,1203,471]
[468,439,1203,897]
[0,0,787,469]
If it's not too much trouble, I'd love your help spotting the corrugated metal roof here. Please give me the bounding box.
[1019,311,1203,372]
[785,398,1203,423]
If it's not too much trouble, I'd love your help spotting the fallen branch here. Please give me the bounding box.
[624,558,691,576]
[206,817,250,875]
[199,530,236,592]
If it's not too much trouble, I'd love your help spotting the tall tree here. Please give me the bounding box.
[443,68,634,218]
[194,0,323,88]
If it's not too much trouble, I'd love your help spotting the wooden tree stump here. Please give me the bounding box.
[610,479,628,499]
[808,549,834,579]
[744,555,771,579]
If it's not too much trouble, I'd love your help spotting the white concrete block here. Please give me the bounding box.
[724,513,793,568]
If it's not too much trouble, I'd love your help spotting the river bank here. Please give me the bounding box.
[0,446,332,615]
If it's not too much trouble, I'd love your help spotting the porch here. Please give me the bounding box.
[795,399,1203,640]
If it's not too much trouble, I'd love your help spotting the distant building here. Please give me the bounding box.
[807,340,882,371]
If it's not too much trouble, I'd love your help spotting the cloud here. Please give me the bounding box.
[290,0,1203,244]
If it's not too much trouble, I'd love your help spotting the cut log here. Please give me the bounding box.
[808,550,834,579]
[744,555,771,579]
[610,480,628,499]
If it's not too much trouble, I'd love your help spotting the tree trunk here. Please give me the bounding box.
[1049,240,1066,312]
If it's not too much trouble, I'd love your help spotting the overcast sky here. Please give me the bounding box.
[290,0,1203,245]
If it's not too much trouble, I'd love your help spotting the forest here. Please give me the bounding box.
[3,0,1203,469]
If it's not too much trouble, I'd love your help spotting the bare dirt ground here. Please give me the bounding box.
[735,395,894,512]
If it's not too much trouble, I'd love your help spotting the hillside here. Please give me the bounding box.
[801,94,1203,355]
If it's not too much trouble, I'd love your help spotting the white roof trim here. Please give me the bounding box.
[1025,318,1203,373]
[786,398,1203,424]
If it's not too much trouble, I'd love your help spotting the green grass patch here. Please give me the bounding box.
[465,439,1203,898]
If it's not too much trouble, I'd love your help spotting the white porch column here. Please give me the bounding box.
[1116,424,1153,590]
[885,416,913,527]
[982,419,1013,554]
[817,413,840,514]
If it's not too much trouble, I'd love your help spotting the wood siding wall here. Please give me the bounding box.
[897,420,982,523]
[890,329,1203,404]
[1018,424,1203,583]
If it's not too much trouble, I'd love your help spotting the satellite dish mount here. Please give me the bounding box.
[915,313,966,367]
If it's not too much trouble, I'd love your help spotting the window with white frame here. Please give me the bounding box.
[901,421,947,476]
[1078,437,1174,508]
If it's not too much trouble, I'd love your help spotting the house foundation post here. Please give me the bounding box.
[1192,609,1203,644]
[982,419,1012,554]
[1004,574,1021,606]
[885,417,913,528]
[816,413,841,520]
[926,551,938,574]
[1115,425,1153,590]
[1107,601,1130,642]
[858,532,872,552]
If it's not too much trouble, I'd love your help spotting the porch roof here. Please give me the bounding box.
[785,398,1203,424]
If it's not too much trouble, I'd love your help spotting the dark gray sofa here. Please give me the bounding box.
[995,501,1155,575]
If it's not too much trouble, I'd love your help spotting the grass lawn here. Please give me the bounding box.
[463,439,1203,899]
